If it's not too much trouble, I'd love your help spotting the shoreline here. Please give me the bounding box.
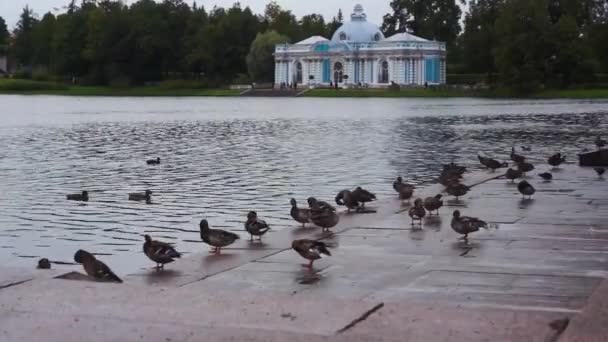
[2,79,608,99]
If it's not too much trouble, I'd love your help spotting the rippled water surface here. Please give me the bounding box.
[1,95,607,272]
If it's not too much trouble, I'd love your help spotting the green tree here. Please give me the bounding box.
[300,14,327,40]
[246,30,289,82]
[461,0,505,80]
[264,1,299,40]
[0,16,8,54]
[495,0,551,92]
[31,12,56,67]
[13,6,38,67]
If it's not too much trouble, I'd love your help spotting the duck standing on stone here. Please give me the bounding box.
[290,198,311,228]
[200,219,240,255]
[352,187,376,207]
[446,182,470,200]
[511,147,526,164]
[518,180,536,199]
[335,189,361,212]
[245,211,271,241]
[292,239,331,269]
[517,161,535,176]
[393,177,415,203]
[129,190,152,203]
[143,235,181,270]
[479,155,508,172]
[451,210,488,244]
[408,198,426,226]
[308,197,339,232]
[424,194,443,215]
[539,172,553,181]
[505,168,523,182]
[74,249,122,283]
[548,153,566,168]
[67,191,89,202]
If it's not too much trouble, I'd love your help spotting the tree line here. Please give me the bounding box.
[1,0,608,91]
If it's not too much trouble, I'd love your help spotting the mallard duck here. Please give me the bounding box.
[74,249,122,283]
[292,239,331,269]
[451,210,488,244]
[408,198,426,225]
[505,168,523,182]
[335,190,360,212]
[486,158,509,172]
[595,168,605,177]
[424,194,443,215]
[37,258,51,269]
[290,198,311,228]
[548,153,566,167]
[517,180,536,199]
[129,190,152,202]
[539,172,553,181]
[477,154,490,167]
[596,136,607,149]
[245,211,270,241]
[446,182,470,200]
[398,185,414,202]
[393,177,415,193]
[510,147,526,164]
[517,161,535,175]
[146,157,161,165]
[143,235,181,269]
[67,191,88,202]
[352,187,376,207]
[443,163,467,176]
[308,198,340,232]
[200,219,240,254]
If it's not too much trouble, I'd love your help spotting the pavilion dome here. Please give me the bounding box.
[331,4,385,43]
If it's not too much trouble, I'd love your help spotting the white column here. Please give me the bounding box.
[419,58,425,85]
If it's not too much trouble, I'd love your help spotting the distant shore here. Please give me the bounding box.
[2,79,608,99]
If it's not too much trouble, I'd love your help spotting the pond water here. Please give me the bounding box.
[0,95,606,273]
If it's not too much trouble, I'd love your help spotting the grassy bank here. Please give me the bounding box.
[0,79,240,97]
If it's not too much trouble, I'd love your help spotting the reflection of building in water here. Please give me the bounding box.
[274,4,446,88]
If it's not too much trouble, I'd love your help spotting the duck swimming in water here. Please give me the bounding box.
[129,190,152,203]
[146,157,161,165]
[67,191,89,202]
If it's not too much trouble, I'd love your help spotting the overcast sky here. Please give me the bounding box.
[1,0,391,29]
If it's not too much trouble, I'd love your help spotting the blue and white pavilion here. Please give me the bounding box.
[274,4,446,88]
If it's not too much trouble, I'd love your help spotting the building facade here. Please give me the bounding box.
[274,4,446,88]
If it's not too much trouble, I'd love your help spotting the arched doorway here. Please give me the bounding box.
[333,62,344,84]
[295,62,303,84]
[379,60,389,84]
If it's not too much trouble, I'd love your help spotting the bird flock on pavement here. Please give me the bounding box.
[38,137,607,283]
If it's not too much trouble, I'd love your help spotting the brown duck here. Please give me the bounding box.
[308,197,339,232]
[408,198,426,225]
[74,249,122,283]
[143,235,181,270]
[292,239,331,269]
[290,198,311,228]
[446,182,470,200]
[424,194,443,215]
[200,219,240,254]
[244,211,271,241]
[450,210,488,244]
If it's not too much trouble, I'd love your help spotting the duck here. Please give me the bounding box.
[517,161,535,175]
[67,191,89,202]
[521,145,532,152]
[308,197,340,232]
[595,168,605,177]
[37,258,51,269]
[596,136,607,149]
[505,168,523,182]
[352,187,376,207]
[128,190,152,202]
[244,211,270,241]
[539,172,553,181]
[200,219,240,254]
[510,147,526,164]
[451,210,488,244]
[335,190,361,212]
[548,153,566,167]
[393,177,415,193]
[443,163,467,176]
[424,194,443,215]
[74,249,122,283]
[477,154,490,167]
[290,198,311,228]
[446,182,470,200]
[517,180,536,199]
[483,157,509,172]
[143,235,181,269]
[292,239,331,269]
[147,157,161,165]
[408,198,426,225]
[398,185,414,202]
